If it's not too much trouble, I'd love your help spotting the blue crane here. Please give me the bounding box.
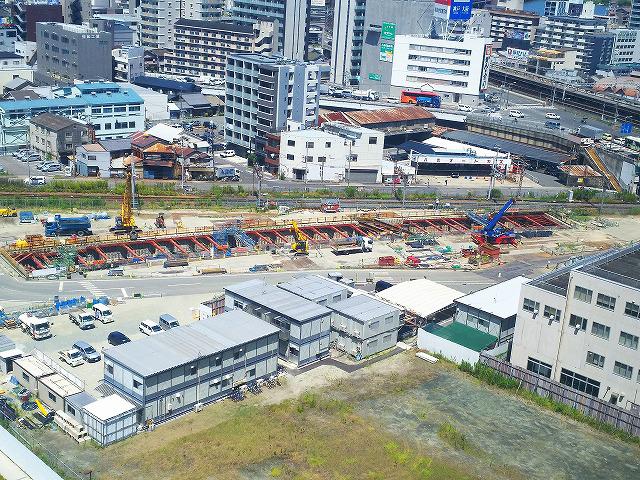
[468,199,517,245]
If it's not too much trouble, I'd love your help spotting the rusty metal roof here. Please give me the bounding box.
[558,165,601,177]
[344,106,435,126]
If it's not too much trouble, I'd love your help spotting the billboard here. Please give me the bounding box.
[380,43,394,63]
[506,47,529,61]
[368,73,382,81]
[381,22,396,41]
[434,0,473,21]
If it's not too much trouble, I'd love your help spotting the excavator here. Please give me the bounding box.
[110,156,142,240]
[290,221,309,255]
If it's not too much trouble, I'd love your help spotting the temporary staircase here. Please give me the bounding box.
[584,147,623,193]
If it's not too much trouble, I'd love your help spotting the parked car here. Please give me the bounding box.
[545,112,561,120]
[218,149,235,158]
[24,176,46,186]
[509,110,525,118]
[41,163,62,172]
[58,348,84,367]
[159,313,180,330]
[107,268,124,276]
[107,331,130,345]
[601,133,613,142]
[139,320,162,335]
[457,104,472,112]
[72,340,102,363]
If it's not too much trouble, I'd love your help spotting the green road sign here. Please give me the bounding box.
[368,73,382,81]
[381,22,396,41]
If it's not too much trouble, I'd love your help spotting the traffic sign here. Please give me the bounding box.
[621,122,633,135]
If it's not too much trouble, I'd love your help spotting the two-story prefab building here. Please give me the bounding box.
[277,274,350,306]
[225,279,332,367]
[328,295,402,359]
[102,310,279,423]
[511,244,640,410]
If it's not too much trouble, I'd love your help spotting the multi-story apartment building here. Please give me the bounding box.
[140,0,224,49]
[544,0,584,17]
[631,0,640,29]
[103,310,279,422]
[0,25,18,53]
[60,0,91,25]
[532,16,608,73]
[224,53,325,161]
[389,34,493,104]
[113,45,145,82]
[35,23,113,85]
[487,8,540,45]
[0,82,145,152]
[12,1,64,42]
[331,0,434,91]
[92,14,140,47]
[224,279,332,367]
[29,113,89,165]
[232,0,309,61]
[610,29,640,66]
[164,19,274,80]
[511,244,640,410]
[278,122,385,182]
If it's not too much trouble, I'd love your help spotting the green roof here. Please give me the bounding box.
[430,322,497,352]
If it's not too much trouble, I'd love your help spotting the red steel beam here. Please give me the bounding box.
[272,229,290,243]
[168,239,189,255]
[31,255,45,269]
[443,218,468,232]
[250,230,274,244]
[407,220,429,233]
[93,246,109,261]
[329,225,349,238]
[188,237,209,252]
[422,219,444,232]
[122,244,144,259]
[77,256,88,267]
[349,223,367,236]
[150,240,170,256]
[523,214,547,227]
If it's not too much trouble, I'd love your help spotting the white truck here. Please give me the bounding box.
[93,303,114,324]
[69,310,96,330]
[331,236,374,255]
[352,89,379,101]
[18,314,52,340]
[58,348,84,367]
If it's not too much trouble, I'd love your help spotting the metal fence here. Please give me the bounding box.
[479,352,640,438]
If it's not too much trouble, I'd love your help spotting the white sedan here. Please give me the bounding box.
[509,110,525,118]
[545,112,561,120]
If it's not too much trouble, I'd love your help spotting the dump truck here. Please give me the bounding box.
[69,310,95,330]
[331,236,374,255]
[352,89,379,101]
[58,348,84,367]
[18,314,51,340]
[44,215,92,237]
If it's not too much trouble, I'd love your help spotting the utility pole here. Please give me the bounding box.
[402,172,408,209]
[346,140,353,187]
[517,158,524,199]
[487,146,499,200]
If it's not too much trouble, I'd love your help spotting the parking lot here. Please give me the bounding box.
[2,293,212,397]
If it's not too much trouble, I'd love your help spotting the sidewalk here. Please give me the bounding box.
[0,426,64,480]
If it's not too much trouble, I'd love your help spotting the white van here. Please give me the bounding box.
[580,138,595,147]
[93,303,114,324]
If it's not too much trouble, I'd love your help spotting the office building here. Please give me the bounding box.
[12,1,64,42]
[103,310,279,422]
[610,29,640,66]
[61,0,91,25]
[544,0,584,16]
[181,0,225,20]
[113,45,145,82]
[631,0,640,29]
[278,122,385,182]
[0,82,145,152]
[511,244,640,410]
[328,295,402,359]
[35,23,113,85]
[29,113,89,165]
[331,0,434,90]
[232,0,309,61]
[532,16,608,73]
[91,14,139,47]
[0,53,34,91]
[225,279,332,367]
[527,47,579,74]
[164,19,274,80]
[224,53,325,161]
[389,34,493,104]
[488,8,540,45]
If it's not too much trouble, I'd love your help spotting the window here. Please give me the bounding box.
[106,364,114,374]
[129,122,136,128]
[214,357,222,367]
[222,378,230,387]
[325,141,331,148]
[286,154,294,160]
[574,286,593,303]
[318,156,326,163]
[370,320,379,330]
[248,368,255,377]
[586,351,605,368]
[133,379,142,389]
[591,322,611,340]
[560,368,600,396]
[543,305,561,321]
[613,361,633,380]
[306,141,314,148]
[66,405,76,416]
[234,350,241,360]
[287,140,295,146]
[129,105,141,112]
[596,293,616,311]
[114,106,126,113]
[619,331,639,350]
[526,357,552,378]
[22,372,30,382]
[189,364,197,375]
[522,298,540,313]
[104,123,112,130]
[48,392,57,402]
[368,136,377,144]
[624,301,640,318]
[569,314,587,331]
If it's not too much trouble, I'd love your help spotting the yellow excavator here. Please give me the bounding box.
[290,221,309,255]
[110,156,142,240]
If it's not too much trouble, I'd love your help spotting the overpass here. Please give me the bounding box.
[490,66,640,129]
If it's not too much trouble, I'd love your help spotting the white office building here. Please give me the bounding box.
[279,122,386,183]
[610,29,640,66]
[113,45,145,82]
[511,244,640,410]
[390,34,493,104]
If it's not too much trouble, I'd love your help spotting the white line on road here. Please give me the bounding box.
[167,283,202,287]
[121,288,128,298]
[58,281,64,292]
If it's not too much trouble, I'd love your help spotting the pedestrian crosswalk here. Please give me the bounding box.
[79,280,106,298]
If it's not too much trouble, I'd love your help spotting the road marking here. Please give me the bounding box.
[167,282,202,287]
[79,280,106,297]
[58,281,64,292]
[121,288,128,298]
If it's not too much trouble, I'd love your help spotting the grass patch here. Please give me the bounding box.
[459,361,640,446]
[101,391,480,480]
[437,422,480,456]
